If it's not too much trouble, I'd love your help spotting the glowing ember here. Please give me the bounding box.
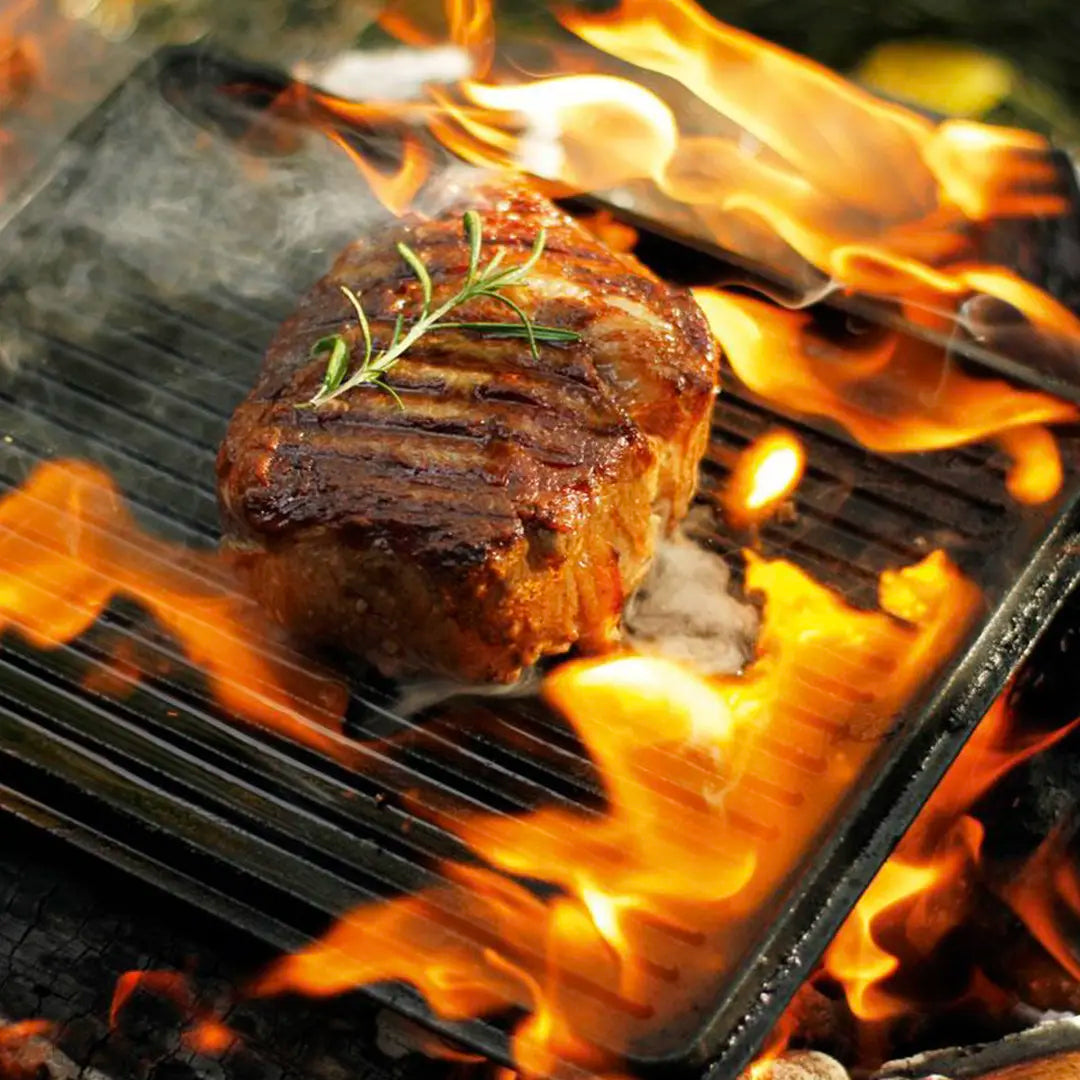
[723,429,806,527]
[694,289,1077,503]
[256,548,979,1073]
[183,1018,239,1056]
[110,970,239,1057]
[0,34,37,109]
[0,1020,53,1046]
[0,1020,55,1080]
[0,461,351,760]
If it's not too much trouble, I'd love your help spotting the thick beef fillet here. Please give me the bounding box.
[217,180,718,682]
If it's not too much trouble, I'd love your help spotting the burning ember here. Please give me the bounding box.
[0,1020,56,1080]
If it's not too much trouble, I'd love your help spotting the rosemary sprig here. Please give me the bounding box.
[307,211,581,408]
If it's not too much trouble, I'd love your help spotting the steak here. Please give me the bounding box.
[217,180,718,682]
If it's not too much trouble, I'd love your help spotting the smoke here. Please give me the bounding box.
[21,76,384,303]
[0,48,484,340]
[0,39,484,539]
[626,528,759,675]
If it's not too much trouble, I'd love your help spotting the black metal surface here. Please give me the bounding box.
[0,46,1078,1080]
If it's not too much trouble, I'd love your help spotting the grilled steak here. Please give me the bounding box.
[217,180,718,682]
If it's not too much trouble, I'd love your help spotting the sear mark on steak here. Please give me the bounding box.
[216,179,719,683]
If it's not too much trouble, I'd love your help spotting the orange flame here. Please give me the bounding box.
[722,429,805,528]
[573,208,639,254]
[262,83,432,216]
[0,461,351,760]
[269,0,1080,495]
[1002,823,1080,982]
[320,125,430,217]
[382,0,1075,327]
[694,289,1077,503]
[823,817,984,1022]
[256,546,978,1073]
[800,694,1080,1040]
[110,970,193,1028]
[0,32,37,110]
[554,1,1072,301]
[262,0,1077,335]
[379,0,495,78]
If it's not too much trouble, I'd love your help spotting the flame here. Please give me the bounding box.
[822,819,983,1022]
[263,83,432,216]
[694,289,1077,503]
[110,970,193,1028]
[723,429,805,527]
[261,0,1075,323]
[321,125,430,217]
[573,208,639,253]
[1002,824,1080,982]
[0,461,351,760]
[260,0,1080,493]
[379,0,495,78]
[555,1,1070,273]
[257,547,978,1073]
[759,692,1080,1060]
[377,0,1076,331]
[0,30,37,109]
[377,1011,486,1063]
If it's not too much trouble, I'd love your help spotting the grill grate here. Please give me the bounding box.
[0,47,1079,1079]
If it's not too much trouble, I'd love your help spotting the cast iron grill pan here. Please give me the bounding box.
[0,48,1078,1080]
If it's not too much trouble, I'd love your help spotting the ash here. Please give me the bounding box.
[625,527,758,676]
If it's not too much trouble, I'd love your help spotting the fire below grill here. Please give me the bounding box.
[0,48,1079,1080]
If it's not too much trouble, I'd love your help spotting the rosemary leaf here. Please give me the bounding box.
[314,335,349,396]
[340,285,372,367]
[438,321,580,342]
[476,288,540,360]
[306,212,582,408]
[482,247,507,280]
[396,241,432,313]
[375,377,405,411]
[463,210,482,284]
[490,226,547,287]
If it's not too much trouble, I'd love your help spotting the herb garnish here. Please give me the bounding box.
[307,210,582,408]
